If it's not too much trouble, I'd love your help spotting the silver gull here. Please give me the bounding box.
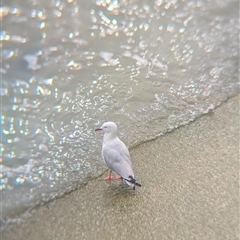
[95,121,141,190]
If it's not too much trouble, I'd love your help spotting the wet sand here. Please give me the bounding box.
[2,95,239,240]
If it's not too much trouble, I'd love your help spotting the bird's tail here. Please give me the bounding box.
[125,175,142,190]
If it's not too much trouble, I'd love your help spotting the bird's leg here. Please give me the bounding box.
[115,174,122,180]
[104,170,113,180]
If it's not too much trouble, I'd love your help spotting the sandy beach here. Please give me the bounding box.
[1,94,239,240]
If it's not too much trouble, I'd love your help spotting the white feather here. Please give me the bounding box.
[96,121,141,189]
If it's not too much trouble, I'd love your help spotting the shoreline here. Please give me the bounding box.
[2,94,239,240]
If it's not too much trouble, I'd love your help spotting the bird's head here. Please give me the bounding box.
[95,121,117,134]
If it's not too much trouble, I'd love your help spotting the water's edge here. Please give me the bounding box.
[1,93,239,230]
[129,93,239,149]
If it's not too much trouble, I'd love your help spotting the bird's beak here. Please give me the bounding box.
[95,127,102,131]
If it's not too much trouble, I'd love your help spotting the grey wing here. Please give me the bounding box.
[115,138,132,167]
[102,147,134,180]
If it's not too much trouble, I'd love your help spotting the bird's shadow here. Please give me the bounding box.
[99,178,134,193]
[99,179,140,210]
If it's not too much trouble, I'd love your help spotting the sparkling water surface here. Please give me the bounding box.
[1,0,239,226]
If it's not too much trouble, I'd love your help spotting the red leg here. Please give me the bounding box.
[104,170,113,180]
[115,174,122,180]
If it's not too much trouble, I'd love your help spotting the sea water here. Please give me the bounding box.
[1,0,239,228]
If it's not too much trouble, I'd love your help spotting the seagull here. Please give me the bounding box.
[95,121,142,190]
